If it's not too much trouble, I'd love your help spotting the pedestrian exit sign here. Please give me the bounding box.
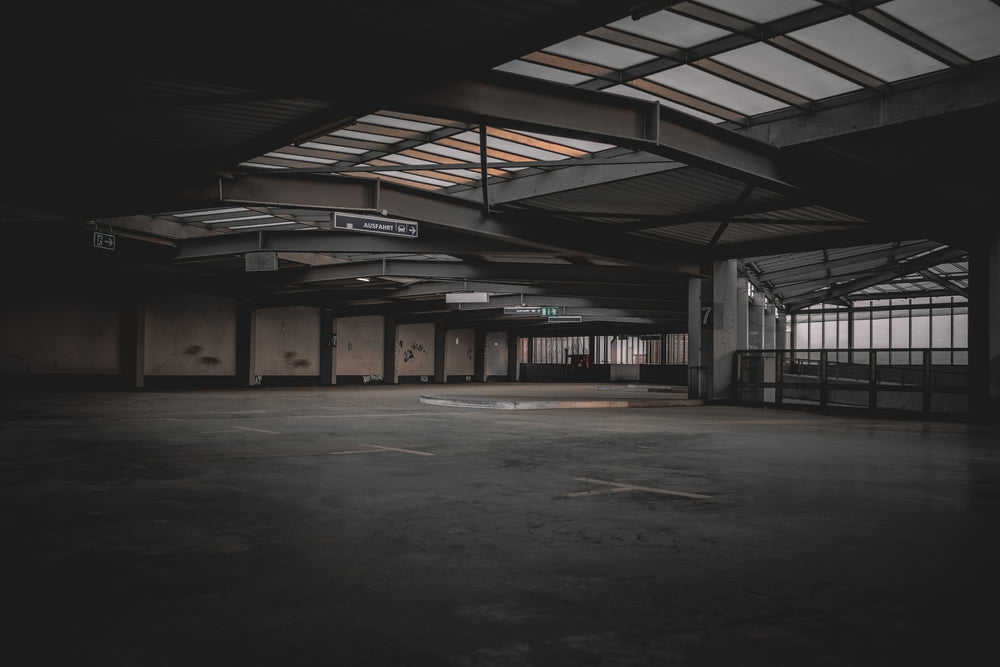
[93,232,116,250]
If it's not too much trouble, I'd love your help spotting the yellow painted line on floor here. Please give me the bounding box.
[570,477,711,499]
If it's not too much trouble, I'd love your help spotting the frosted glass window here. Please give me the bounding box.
[891,314,909,348]
[544,35,657,69]
[911,315,930,347]
[872,318,890,347]
[881,0,1000,61]
[603,84,727,123]
[712,42,862,100]
[953,314,968,347]
[694,0,819,23]
[824,319,838,348]
[647,65,788,115]
[794,321,809,348]
[790,15,948,82]
[853,316,871,348]
[931,313,952,347]
[607,11,730,48]
[494,60,594,86]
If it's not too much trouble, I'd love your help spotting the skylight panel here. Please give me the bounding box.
[227,221,298,230]
[172,207,247,218]
[358,114,443,133]
[603,84,727,123]
[790,15,947,82]
[263,152,335,164]
[879,0,1000,61]
[378,171,456,188]
[411,143,482,162]
[694,0,819,23]
[494,60,594,85]
[514,130,616,154]
[300,142,369,155]
[452,131,570,161]
[646,65,788,116]
[607,11,729,48]
[330,129,405,144]
[712,42,862,100]
[543,35,657,69]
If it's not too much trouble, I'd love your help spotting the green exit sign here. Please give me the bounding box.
[540,307,559,317]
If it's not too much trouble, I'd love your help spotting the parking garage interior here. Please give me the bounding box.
[2,1,999,665]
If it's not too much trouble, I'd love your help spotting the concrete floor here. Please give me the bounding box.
[2,382,998,666]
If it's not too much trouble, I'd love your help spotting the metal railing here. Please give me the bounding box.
[734,348,969,415]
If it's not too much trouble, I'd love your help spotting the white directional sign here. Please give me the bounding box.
[333,212,418,238]
[503,306,560,316]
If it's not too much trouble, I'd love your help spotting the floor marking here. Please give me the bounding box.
[329,445,435,457]
[569,477,711,499]
[366,445,435,456]
[199,426,280,434]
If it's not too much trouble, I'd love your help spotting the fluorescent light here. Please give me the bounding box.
[445,292,490,303]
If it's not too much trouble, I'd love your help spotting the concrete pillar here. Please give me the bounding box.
[319,308,337,385]
[713,260,739,401]
[507,330,520,381]
[236,301,256,387]
[737,276,749,351]
[474,327,486,382]
[383,316,398,384]
[687,277,704,399]
[764,303,776,350]
[434,321,447,383]
[748,292,764,350]
[969,229,1000,421]
[119,297,145,389]
[688,260,739,401]
[776,311,788,349]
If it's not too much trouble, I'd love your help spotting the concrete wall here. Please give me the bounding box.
[336,315,384,378]
[445,328,475,377]
[484,331,508,377]
[0,299,119,374]
[395,323,435,377]
[145,294,236,375]
[255,306,320,376]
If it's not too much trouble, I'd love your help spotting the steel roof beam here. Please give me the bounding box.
[395,71,795,193]
[189,173,705,274]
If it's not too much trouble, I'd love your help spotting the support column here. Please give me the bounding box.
[236,301,256,387]
[749,291,764,350]
[687,277,704,399]
[383,316,398,385]
[473,327,486,382]
[969,230,1000,421]
[776,311,788,349]
[434,321,447,384]
[764,302,776,350]
[688,260,739,401]
[119,297,145,390]
[319,308,337,386]
[737,275,749,351]
[508,330,520,381]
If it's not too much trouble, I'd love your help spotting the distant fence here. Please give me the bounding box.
[734,348,968,415]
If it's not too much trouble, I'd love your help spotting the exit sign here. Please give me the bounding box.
[93,232,116,250]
